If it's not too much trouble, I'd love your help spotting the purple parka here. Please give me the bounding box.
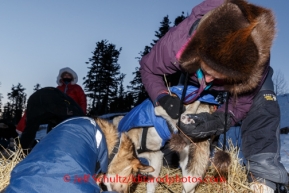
[139,0,268,126]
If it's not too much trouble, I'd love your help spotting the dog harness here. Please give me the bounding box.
[118,85,219,149]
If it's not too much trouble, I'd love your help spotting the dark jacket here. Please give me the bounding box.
[57,83,87,114]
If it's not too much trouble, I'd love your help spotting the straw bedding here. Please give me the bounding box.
[130,141,253,193]
[1,139,287,193]
[0,138,27,192]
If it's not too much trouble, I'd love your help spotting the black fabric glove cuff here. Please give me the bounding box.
[156,93,169,106]
[157,94,185,119]
[212,111,232,132]
[178,111,232,139]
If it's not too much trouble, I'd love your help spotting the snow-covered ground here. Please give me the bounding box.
[280,134,289,172]
[278,94,289,172]
[278,94,289,129]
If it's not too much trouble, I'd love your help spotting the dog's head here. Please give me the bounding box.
[95,117,154,192]
[104,134,154,193]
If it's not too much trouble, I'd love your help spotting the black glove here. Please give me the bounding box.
[158,95,185,119]
[178,111,231,139]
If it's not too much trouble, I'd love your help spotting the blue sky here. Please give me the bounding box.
[1,1,289,106]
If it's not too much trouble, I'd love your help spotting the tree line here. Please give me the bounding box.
[0,13,187,125]
[0,12,288,126]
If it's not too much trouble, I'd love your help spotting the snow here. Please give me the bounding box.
[280,134,289,173]
[278,94,289,173]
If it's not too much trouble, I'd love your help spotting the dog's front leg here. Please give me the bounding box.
[179,145,198,193]
[179,141,210,193]
[138,151,164,193]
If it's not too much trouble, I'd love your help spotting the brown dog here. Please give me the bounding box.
[95,118,154,193]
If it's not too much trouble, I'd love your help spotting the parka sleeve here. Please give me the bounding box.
[139,0,224,103]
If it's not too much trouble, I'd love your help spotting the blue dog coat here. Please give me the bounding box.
[118,86,219,147]
[6,117,109,193]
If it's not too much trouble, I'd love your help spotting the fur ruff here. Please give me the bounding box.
[179,0,276,95]
[56,67,78,86]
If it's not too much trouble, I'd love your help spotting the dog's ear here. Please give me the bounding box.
[112,115,124,128]
[131,159,154,173]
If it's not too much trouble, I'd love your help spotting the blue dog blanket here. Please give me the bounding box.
[6,117,109,193]
[118,86,219,147]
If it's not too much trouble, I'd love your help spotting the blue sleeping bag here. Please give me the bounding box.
[118,85,219,147]
[6,117,109,193]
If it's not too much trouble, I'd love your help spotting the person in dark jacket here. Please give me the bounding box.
[17,67,86,134]
[139,0,288,192]
[19,87,85,149]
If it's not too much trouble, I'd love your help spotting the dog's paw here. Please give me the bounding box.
[180,114,195,124]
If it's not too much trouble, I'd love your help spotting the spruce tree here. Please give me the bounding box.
[109,73,126,113]
[2,103,13,121]
[0,82,2,115]
[33,83,41,92]
[128,16,172,106]
[6,83,26,124]
[127,12,187,106]
[151,15,171,47]
[174,11,187,26]
[83,40,123,115]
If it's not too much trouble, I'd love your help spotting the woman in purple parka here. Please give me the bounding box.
[140,0,288,192]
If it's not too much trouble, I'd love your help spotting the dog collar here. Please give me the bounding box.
[108,135,121,165]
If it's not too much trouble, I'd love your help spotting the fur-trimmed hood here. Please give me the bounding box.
[179,0,276,95]
[56,67,78,86]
